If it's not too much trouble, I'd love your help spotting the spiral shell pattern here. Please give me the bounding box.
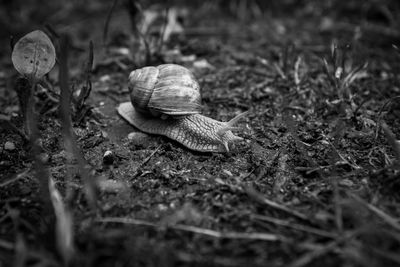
[128,64,202,118]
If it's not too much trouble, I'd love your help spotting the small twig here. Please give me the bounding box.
[14,233,28,267]
[213,171,309,222]
[0,170,29,188]
[325,137,361,170]
[352,98,368,117]
[0,116,28,141]
[288,230,359,267]
[141,145,162,166]
[341,44,350,76]
[282,42,294,75]
[273,153,290,195]
[49,178,75,264]
[97,217,285,242]
[295,160,356,175]
[174,224,282,241]
[74,40,94,119]
[103,0,119,48]
[325,129,344,234]
[294,56,302,87]
[289,239,340,267]
[252,214,336,238]
[136,30,152,65]
[273,62,286,79]
[86,40,94,74]
[0,239,13,250]
[331,42,337,71]
[0,238,58,266]
[157,5,169,50]
[350,194,400,231]
[374,96,400,139]
[131,145,162,180]
[284,114,323,177]
[332,174,343,233]
[243,185,309,221]
[369,247,400,265]
[380,122,400,165]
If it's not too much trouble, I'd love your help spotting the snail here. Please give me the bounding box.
[117,64,248,152]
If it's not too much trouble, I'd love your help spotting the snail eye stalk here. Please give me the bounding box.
[217,111,249,152]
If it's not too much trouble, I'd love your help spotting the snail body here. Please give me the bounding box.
[117,64,247,153]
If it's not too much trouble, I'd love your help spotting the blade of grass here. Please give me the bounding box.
[157,5,169,50]
[294,56,302,86]
[103,0,119,48]
[0,115,28,141]
[97,217,285,242]
[374,96,400,139]
[75,40,94,117]
[381,122,400,164]
[58,35,97,209]
[288,230,360,267]
[252,214,336,238]
[0,170,29,188]
[243,185,309,221]
[350,194,400,231]
[49,178,74,264]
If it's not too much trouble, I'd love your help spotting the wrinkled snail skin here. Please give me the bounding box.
[118,64,248,153]
[118,102,247,152]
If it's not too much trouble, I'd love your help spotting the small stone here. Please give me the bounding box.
[40,153,49,163]
[193,59,215,70]
[103,150,114,165]
[99,74,111,82]
[222,169,233,177]
[127,131,152,148]
[157,204,169,212]
[127,131,149,141]
[101,130,108,139]
[339,179,354,187]
[4,141,15,151]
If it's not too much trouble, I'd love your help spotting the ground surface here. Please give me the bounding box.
[1,1,400,266]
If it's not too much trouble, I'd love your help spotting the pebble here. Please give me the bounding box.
[4,141,15,151]
[222,169,233,177]
[128,131,149,141]
[40,153,49,163]
[339,179,354,187]
[127,131,152,147]
[103,150,114,165]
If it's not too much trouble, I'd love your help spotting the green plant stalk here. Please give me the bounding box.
[58,35,97,210]
[25,80,53,216]
[14,77,31,133]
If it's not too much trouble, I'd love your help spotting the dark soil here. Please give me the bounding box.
[1,1,400,266]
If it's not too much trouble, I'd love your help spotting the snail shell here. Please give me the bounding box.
[118,64,247,153]
[129,64,202,118]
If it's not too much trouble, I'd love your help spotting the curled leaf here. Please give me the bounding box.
[11,30,56,81]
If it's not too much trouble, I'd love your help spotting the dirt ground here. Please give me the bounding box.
[1,1,400,266]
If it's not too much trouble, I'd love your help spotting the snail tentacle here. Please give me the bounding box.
[215,112,249,152]
[227,111,250,126]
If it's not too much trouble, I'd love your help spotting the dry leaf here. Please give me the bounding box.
[11,30,56,81]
